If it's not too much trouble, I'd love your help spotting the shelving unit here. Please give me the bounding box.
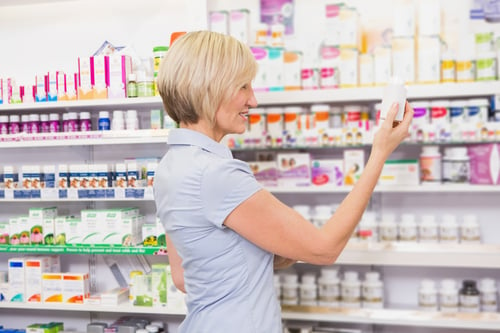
[1,82,500,332]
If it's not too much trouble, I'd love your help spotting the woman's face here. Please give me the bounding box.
[214,82,257,140]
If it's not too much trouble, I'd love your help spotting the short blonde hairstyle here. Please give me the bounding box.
[157,31,258,126]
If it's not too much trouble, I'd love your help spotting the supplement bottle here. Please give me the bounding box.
[0,115,9,134]
[127,73,138,98]
[318,267,340,307]
[442,147,470,183]
[362,271,384,309]
[281,272,299,306]
[283,106,302,146]
[420,145,442,183]
[439,279,459,312]
[479,278,498,312]
[399,213,417,242]
[299,273,318,306]
[29,114,40,134]
[48,113,60,133]
[265,107,284,147]
[419,279,438,311]
[79,112,92,132]
[460,214,481,243]
[379,213,398,242]
[439,214,459,243]
[380,76,407,124]
[66,112,78,132]
[418,214,438,243]
[341,271,361,308]
[112,110,125,131]
[39,114,50,133]
[312,205,331,228]
[459,280,480,313]
[357,211,378,242]
[98,111,110,131]
[21,114,30,133]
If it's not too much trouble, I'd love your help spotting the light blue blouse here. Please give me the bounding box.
[154,128,282,333]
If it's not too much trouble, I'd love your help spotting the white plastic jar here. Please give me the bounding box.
[362,271,384,309]
[479,278,498,312]
[399,213,417,242]
[442,146,470,183]
[460,214,481,243]
[379,213,398,242]
[467,98,490,126]
[299,273,318,306]
[265,107,284,147]
[341,271,361,308]
[281,272,299,306]
[318,267,340,307]
[439,278,459,312]
[419,279,438,311]
[420,145,442,183]
[419,214,438,243]
[439,214,459,243]
[358,211,378,242]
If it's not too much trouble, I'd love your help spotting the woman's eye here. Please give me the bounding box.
[241,84,248,90]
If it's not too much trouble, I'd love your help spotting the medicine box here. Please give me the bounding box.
[92,55,108,99]
[468,143,500,184]
[42,273,63,302]
[107,54,132,99]
[8,258,24,302]
[0,222,9,245]
[311,159,344,186]
[62,272,89,303]
[100,287,129,306]
[277,153,311,187]
[343,149,365,185]
[25,256,51,303]
[152,263,168,307]
[379,160,419,186]
[248,161,278,187]
[78,57,93,100]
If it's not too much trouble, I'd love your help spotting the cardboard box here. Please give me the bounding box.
[311,159,344,186]
[42,273,63,302]
[62,272,89,303]
[344,149,365,185]
[379,159,420,186]
[277,153,311,187]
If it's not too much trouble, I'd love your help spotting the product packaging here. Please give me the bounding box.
[277,153,311,187]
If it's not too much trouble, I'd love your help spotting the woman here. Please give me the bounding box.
[154,31,413,333]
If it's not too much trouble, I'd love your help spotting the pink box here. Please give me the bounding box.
[107,54,132,99]
[78,57,93,100]
[468,143,500,185]
[56,71,66,100]
[91,55,108,99]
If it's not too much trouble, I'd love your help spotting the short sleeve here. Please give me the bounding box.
[202,159,262,228]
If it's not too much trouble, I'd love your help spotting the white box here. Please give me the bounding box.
[417,36,441,84]
[108,54,132,99]
[277,153,311,187]
[100,287,129,306]
[25,256,51,303]
[42,273,63,302]
[379,160,420,185]
[229,9,250,44]
[8,258,24,302]
[62,272,89,304]
[343,149,365,185]
[392,37,415,84]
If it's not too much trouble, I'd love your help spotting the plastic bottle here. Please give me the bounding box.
[29,113,40,134]
[20,114,30,133]
[439,214,459,243]
[265,107,284,147]
[379,213,398,242]
[358,211,378,242]
[98,111,111,131]
[129,270,143,305]
[439,279,459,312]
[299,273,318,306]
[419,279,438,311]
[39,114,50,133]
[460,214,481,243]
[79,111,92,132]
[362,271,384,309]
[442,147,470,183]
[0,115,9,134]
[127,73,138,98]
[126,109,139,130]
[418,214,438,243]
[479,278,498,312]
[459,280,480,313]
[399,213,417,242]
[66,112,78,132]
[317,267,340,307]
[281,272,299,306]
[380,76,407,124]
[420,145,442,183]
[283,106,302,146]
[341,271,361,308]
[111,110,125,131]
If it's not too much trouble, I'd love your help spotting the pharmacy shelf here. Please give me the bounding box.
[255,81,500,105]
[0,97,163,112]
[1,81,499,112]
[267,184,500,194]
[0,245,166,255]
[337,242,500,269]
[0,129,168,148]
[281,306,500,331]
[0,187,155,201]
[0,302,185,316]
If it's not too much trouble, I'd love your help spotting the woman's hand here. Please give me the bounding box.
[371,101,414,161]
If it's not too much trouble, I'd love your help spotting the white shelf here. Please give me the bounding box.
[281,307,500,331]
[1,82,499,112]
[0,97,163,112]
[0,129,168,148]
[255,81,500,105]
[337,242,500,268]
[267,184,500,193]
[0,301,186,316]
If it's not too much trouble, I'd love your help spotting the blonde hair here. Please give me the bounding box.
[157,31,258,126]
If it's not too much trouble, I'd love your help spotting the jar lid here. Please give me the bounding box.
[284,106,303,114]
[80,112,90,119]
[9,114,20,121]
[430,100,450,107]
[99,111,109,117]
[49,113,59,121]
[421,145,440,156]
[40,114,49,121]
[449,100,468,108]
[0,115,9,122]
[29,114,40,121]
[467,98,489,106]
